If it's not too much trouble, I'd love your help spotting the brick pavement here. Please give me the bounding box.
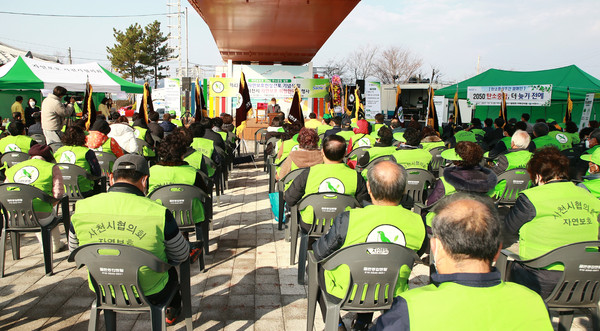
[0,159,593,330]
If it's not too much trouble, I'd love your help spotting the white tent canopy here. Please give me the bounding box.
[0,56,143,93]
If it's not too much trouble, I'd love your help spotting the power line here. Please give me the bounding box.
[0,10,181,18]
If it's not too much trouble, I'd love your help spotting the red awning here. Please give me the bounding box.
[188,0,360,64]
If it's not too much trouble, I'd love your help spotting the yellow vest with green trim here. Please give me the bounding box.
[54,145,94,193]
[400,280,553,331]
[392,148,432,170]
[317,124,333,135]
[5,158,55,213]
[148,164,204,223]
[393,132,406,143]
[581,178,600,198]
[420,141,444,152]
[275,137,299,164]
[471,128,485,137]
[370,123,386,137]
[133,126,155,157]
[324,205,425,299]
[519,182,600,269]
[0,135,34,153]
[72,191,170,296]
[191,137,215,159]
[533,135,562,150]
[453,130,477,143]
[548,131,572,151]
[299,163,359,225]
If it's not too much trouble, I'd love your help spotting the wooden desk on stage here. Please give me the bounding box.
[239,118,269,140]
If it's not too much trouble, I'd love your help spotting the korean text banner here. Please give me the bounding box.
[208,77,330,99]
[467,85,552,107]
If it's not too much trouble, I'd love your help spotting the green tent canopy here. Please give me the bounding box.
[0,56,143,93]
[435,65,600,122]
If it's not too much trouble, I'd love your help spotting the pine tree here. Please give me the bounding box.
[106,23,148,83]
[141,21,172,88]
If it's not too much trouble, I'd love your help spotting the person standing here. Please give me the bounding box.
[41,86,74,144]
[11,96,25,125]
[24,98,40,128]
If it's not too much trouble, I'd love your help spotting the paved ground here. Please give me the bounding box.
[0,156,594,330]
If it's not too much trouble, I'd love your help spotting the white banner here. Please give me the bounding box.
[433,96,446,124]
[467,85,552,107]
[580,93,595,129]
[365,81,381,119]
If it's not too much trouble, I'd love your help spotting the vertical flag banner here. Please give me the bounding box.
[354,85,365,120]
[427,86,439,133]
[499,90,507,123]
[141,82,154,125]
[564,87,573,123]
[393,85,402,120]
[288,87,304,127]
[82,81,96,131]
[194,77,207,122]
[453,86,462,126]
[235,72,253,132]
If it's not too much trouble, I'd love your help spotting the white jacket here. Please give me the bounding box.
[108,123,138,153]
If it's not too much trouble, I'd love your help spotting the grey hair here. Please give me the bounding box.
[511,130,530,149]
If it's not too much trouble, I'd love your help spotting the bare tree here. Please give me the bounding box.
[346,45,380,81]
[374,46,423,84]
[322,58,349,81]
[430,66,443,83]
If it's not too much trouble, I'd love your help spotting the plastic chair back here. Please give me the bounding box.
[148,184,208,231]
[0,183,57,229]
[428,146,446,176]
[48,142,64,153]
[56,163,99,201]
[401,168,435,209]
[29,133,46,145]
[495,168,531,204]
[94,151,117,178]
[358,155,396,173]
[0,151,30,168]
[498,241,600,331]
[297,193,360,237]
[344,146,370,164]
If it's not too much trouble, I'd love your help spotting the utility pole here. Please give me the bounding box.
[167,0,182,77]
[476,55,480,75]
[185,6,189,78]
[68,47,72,64]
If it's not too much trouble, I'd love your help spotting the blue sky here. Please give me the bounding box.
[2,0,599,82]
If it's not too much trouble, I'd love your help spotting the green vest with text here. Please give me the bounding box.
[533,135,562,150]
[191,137,215,159]
[300,163,359,225]
[324,205,425,299]
[520,182,600,269]
[5,159,55,213]
[392,148,433,170]
[581,178,600,198]
[54,145,94,193]
[548,131,572,151]
[149,164,204,223]
[453,130,477,143]
[0,135,34,153]
[367,146,397,162]
[400,281,553,331]
[317,124,333,135]
[72,192,169,296]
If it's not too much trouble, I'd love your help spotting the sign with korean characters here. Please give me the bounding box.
[467,85,552,107]
[579,93,595,129]
[365,81,381,119]
[208,77,329,99]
